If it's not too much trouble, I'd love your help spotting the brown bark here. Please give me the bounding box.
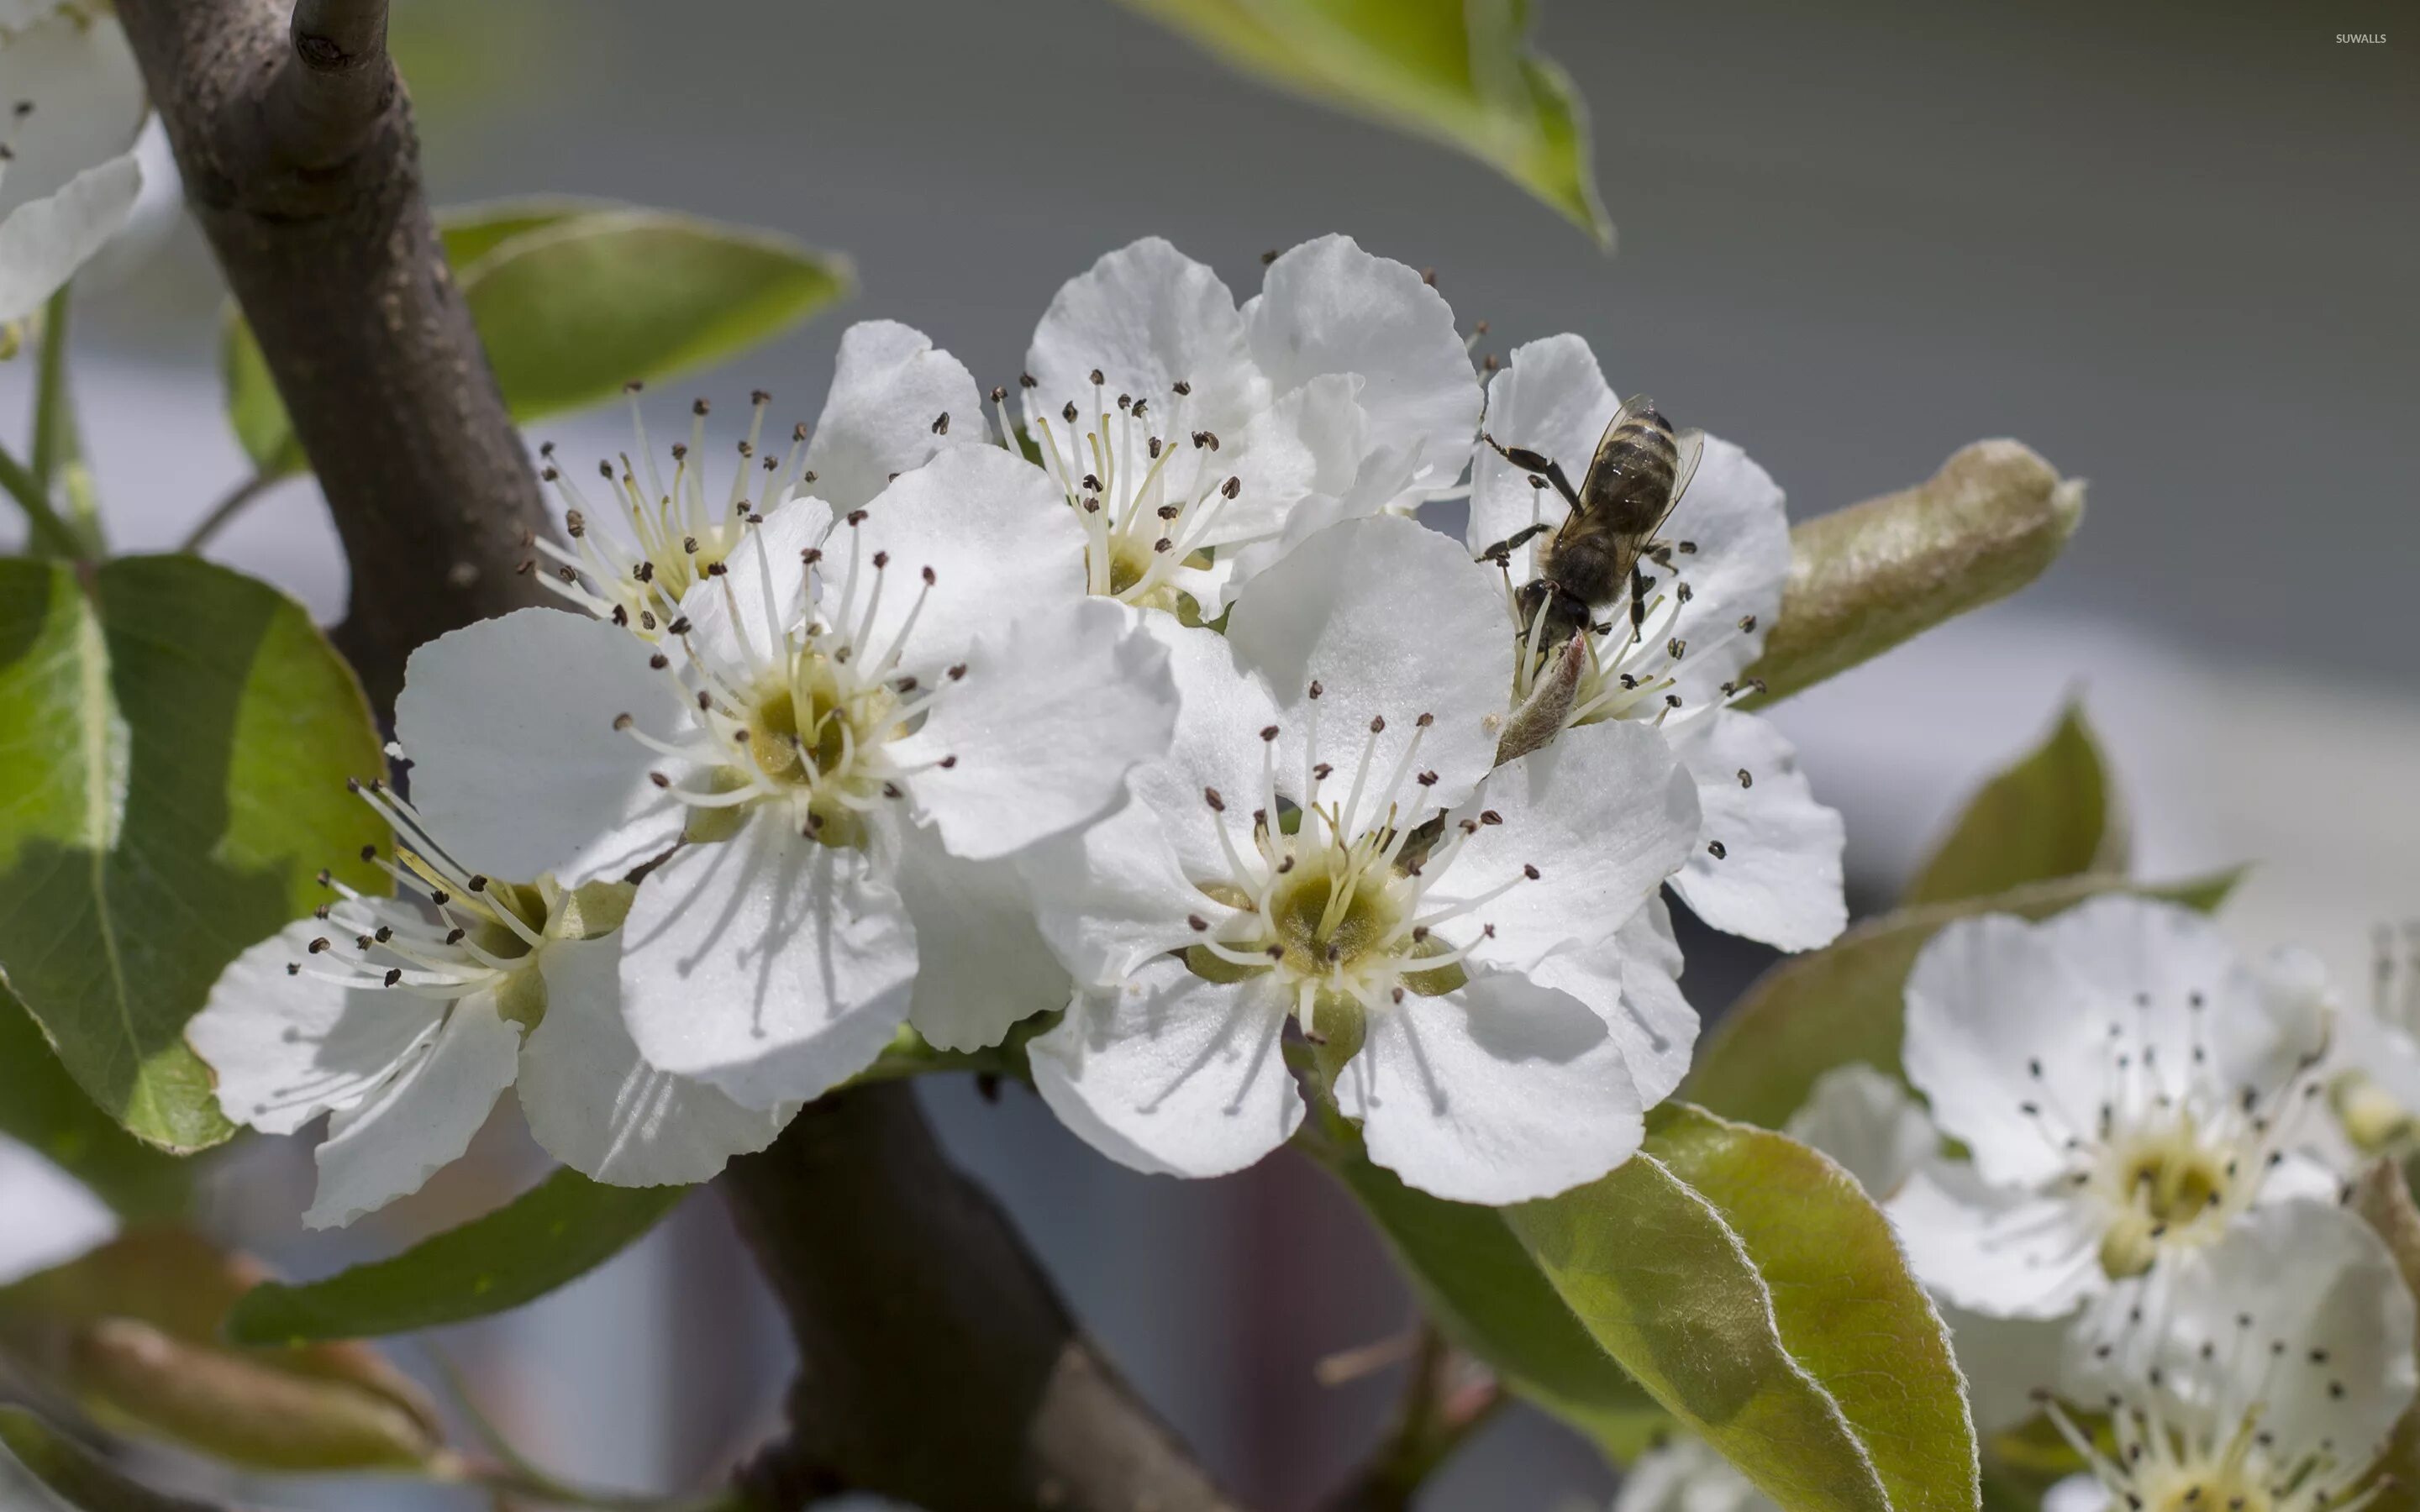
[722,1084,1246,1512]
[117,0,551,711]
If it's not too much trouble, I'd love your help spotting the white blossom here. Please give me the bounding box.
[396,454,1179,1111]
[0,2,146,322]
[1019,235,1479,612]
[189,783,786,1228]
[2041,1200,2416,1512]
[1887,896,2341,1320]
[1023,513,1699,1203]
[1466,334,1844,953]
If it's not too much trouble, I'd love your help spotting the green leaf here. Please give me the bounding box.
[1685,869,2242,1131]
[0,987,191,1220]
[436,196,592,269]
[460,207,851,422]
[1904,699,2127,906]
[226,1168,688,1343]
[1118,0,1610,245]
[1741,441,2085,706]
[0,1231,441,1473]
[0,557,387,1151]
[1324,1140,1668,1459]
[0,1405,237,1512]
[1327,1110,1979,1506]
[219,201,851,481]
[1577,1105,1976,1512]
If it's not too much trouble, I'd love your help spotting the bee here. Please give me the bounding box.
[1478,395,1704,652]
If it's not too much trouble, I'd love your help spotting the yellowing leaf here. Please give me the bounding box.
[0,1231,440,1473]
[1119,0,1609,244]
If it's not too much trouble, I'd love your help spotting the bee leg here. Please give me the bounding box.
[1481,433,1583,512]
[1476,522,1552,564]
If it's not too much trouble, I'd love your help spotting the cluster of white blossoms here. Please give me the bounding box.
[189,233,1853,1221]
[1622,895,2420,1512]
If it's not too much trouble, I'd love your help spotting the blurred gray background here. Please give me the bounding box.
[8,1,2414,1508]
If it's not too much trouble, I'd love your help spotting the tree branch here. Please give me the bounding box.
[722,1084,1246,1512]
[115,0,551,710]
[121,10,1247,1508]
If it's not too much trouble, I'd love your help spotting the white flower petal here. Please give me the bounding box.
[2037,895,2328,1102]
[1226,514,1512,809]
[1666,709,1845,951]
[1784,1063,1937,1199]
[0,152,139,323]
[799,320,986,513]
[1244,234,1479,504]
[1533,892,1700,1108]
[0,6,145,217]
[892,596,1177,860]
[397,608,688,888]
[618,813,917,1109]
[1339,973,1644,1204]
[676,494,834,667]
[518,933,790,1187]
[0,1136,116,1285]
[188,916,449,1136]
[1018,792,1205,986]
[844,444,1090,677]
[1652,435,1790,706]
[893,823,1070,1052]
[1425,718,1699,984]
[1122,612,1288,873]
[1886,1163,2102,1319]
[305,997,522,1229]
[70,113,179,291]
[1899,911,2113,1189]
[2063,1200,2417,1471]
[1028,958,1301,1180]
[1013,615,1283,984]
[1182,371,1359,554]
[1024,237,1264,441]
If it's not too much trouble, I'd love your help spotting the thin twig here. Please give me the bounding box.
[0,441,83,558]
[1314,1325,1504,1512]
[180,471,276,553]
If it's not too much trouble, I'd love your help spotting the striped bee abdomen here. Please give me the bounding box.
[1581,404,1681,535]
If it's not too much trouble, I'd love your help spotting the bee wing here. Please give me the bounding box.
[1665,426,1706,515]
